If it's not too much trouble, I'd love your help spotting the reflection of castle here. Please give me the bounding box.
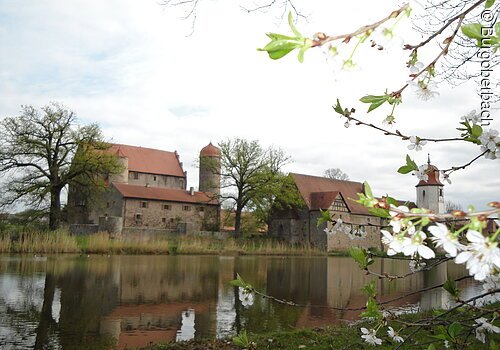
[2,255,476,350]
[68,143,222,237]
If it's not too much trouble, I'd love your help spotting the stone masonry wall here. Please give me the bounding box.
[126,172,186,190]
[123,198,219,232]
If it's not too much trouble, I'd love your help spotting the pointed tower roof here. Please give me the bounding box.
[416,155,444,187]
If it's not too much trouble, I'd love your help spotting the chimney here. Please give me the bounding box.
[145,183,149,188]
[189,187,194,196]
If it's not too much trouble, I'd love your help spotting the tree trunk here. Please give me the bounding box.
[49,187,62,230]
[34,273,56,349]
[234,204,243,237]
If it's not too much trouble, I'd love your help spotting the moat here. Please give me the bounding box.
[0,254,481,349]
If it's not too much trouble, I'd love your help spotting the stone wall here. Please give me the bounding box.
[126,171,186,190]
[123,198,219,232]
[326,213,383,252]
[269,208,383,252]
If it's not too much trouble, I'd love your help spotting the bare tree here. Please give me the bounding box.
[323,168,350,181]
[445,200,464,213]
[0,103,123,230]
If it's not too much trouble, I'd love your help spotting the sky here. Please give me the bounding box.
[0,0,498,209]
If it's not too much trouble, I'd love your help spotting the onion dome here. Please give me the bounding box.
[200,142,221,157]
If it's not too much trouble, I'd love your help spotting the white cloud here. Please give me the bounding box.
[0,0,497,210]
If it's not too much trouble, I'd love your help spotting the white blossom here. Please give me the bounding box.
[401,231,436,259]
[360,328,382,346]
[407,136,427,151]
[475,317,500,343]
[455,230,500,281]
[239,287,254,307]
[324,226,335,236]
[381,230,410,256]
[412,164,429,182]
[409,61,424,74]
[409,80,440,101]
[461,110,481,124]
[389,205,409,233]
[444,340,450,348]
[344,120,351,128]
[478,129,500,160]
[428,223,464,257]
[387,326,404,343]
[333,219,343,231]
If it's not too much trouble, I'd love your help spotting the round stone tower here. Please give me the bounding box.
[416,156,445,214]
[199,142,221,195]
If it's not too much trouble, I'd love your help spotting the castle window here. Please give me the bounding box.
[130,171,139,180]
[106,202,110,208]
[163,204,171,210]
[183,205,190,211]
[439,189,443,197]
[162,218,166,223]
[423,190,426,199]
[332,196,349,212]
[153,175,157,181]
[170,218,175,223]
[198,207,205,212]
[135,213,143,224]
[141,201,148,208]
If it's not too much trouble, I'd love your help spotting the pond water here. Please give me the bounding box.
[0,254,480,349]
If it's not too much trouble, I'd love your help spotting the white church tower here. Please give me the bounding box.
[416,155,445,213]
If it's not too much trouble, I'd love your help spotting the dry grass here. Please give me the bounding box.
[0,230,323,256]
[175,236,323,255]
[13,229,79,253]
[84,232,171,254]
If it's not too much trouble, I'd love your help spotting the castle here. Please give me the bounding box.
[268,159,445,251]
[67,143,222,239]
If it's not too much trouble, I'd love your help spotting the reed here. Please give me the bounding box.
[13,229,79,253]
[0,234,12,253]
[84,232,171,254]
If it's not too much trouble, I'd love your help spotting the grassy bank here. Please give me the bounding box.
[0,230,324,255]
[150,310,500,350]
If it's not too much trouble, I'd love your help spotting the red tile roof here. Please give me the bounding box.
[113,183,218,205]
[310,191,340,210]
[110,144,185,177]
[291,173,370,214]
[416,164,444,186]
[200,142,221,157]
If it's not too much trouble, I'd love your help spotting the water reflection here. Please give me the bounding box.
[0,255,479,349]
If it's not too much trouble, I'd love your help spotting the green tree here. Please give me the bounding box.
[0,103,123,230]
[249,173,304,229]
[218,138,290,236]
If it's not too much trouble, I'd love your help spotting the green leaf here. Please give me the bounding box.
[288,11,302,38]
[385,196,399,207]
[297,39,312,63]
[486,0,496,8]
[368,207,390,218]
[360,95,388,113]
[427,344,437,350]
[490,339,497,350]
[350,247,367,269]
[361,280,377,298]
[448,322,463,338]
[363,182,373,199]
[406,154,418,169]
[462,23,487,46]
[258,39,302,60]
[443,278,459,298]
[360,297,381,319]
[398,165,414,174]
[472,124,483,137]
[333,99,344,115]
[317,209,332,227]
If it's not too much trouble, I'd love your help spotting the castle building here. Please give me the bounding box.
[269,166,446,251]
[68,143,221,238]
